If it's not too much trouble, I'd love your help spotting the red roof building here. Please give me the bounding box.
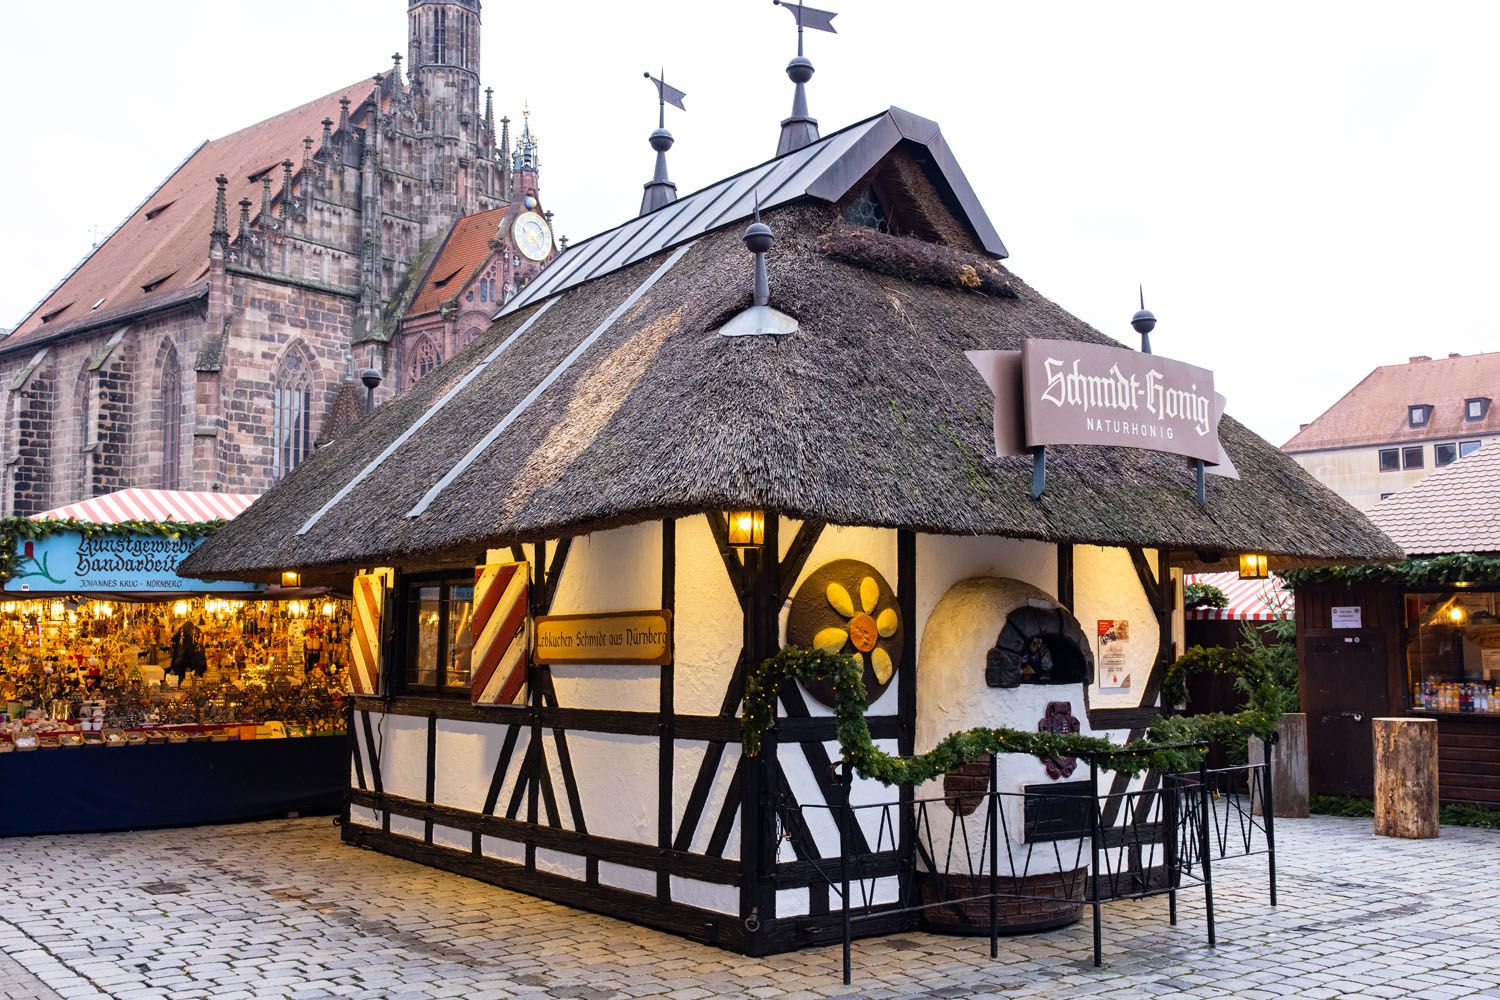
[1283,352,1500,511]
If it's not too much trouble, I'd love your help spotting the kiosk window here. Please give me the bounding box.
[404,578,475,694]
[1405,591,1500,712]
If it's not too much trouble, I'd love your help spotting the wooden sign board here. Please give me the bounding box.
[534,610,673,666]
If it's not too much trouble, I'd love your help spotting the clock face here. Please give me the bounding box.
[513,211,552,262]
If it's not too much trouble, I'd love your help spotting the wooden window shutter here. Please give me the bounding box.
[470,560,530,707]
[350,569,393,697]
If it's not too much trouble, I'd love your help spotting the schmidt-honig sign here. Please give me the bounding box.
[968,340,1235,473]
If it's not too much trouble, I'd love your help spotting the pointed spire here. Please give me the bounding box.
[279,160,294,221]
[773,1,838,155]
[484,87,495,142]
[338,97,351,132]
[259,176,273,223]
[513,103,539,174]
[392,52,403,85]
[640,72,686,216]
[500,115,511,160]
[321,118,334,148]
[211,174,229,251]
[237,198,253,241]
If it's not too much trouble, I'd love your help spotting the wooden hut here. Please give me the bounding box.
[1294,443,1500,803]
[182,107,1396,954]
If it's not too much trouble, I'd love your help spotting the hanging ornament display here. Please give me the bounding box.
[785,559,903,708]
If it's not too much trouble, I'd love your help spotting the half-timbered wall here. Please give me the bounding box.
[344,515,1180,954]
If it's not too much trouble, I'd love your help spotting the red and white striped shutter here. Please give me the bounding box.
[350,571,389,696]
[470,560,530,707]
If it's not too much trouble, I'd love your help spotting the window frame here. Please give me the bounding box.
[1460,439,1482,458]
[1378,448,1400,472]
[400,572,479,698]
[1467,398,1490,422]
[1408,404,1431,428]
[1434,442,1458,467]
[1402,445,1425,470]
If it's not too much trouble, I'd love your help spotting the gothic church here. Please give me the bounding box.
[0,0,554,515]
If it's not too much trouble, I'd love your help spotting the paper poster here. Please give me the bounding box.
[1097,620,1132,690]
[1331,606,1362,629]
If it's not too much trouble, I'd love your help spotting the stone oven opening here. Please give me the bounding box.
[985,604,1093,687]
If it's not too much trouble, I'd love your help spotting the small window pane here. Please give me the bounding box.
[1402,446,1424,469]
[1409,406,1428,427]
[1467,399,1485,420]
[447,584,475,690]
[409,586,442,688]
[1435,443,1458,466]
[1379,448,1400,472]
[1380,492,1395,501]
[1461,439,1482,457]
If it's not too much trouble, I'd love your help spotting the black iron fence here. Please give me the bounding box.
[784,737,1280,985]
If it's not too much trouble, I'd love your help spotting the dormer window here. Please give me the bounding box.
[844,188,890,234]
[1409,404,1432,428]
[1466,398,1490,421]
[41,303,72,324]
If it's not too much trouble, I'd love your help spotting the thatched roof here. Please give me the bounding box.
[183,109,1399,583]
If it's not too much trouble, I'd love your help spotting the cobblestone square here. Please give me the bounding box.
[2,815,1498,998]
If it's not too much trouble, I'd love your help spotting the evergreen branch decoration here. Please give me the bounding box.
[0,517,226,584]
[743,646,1284,787]
[1183,581,1229,609]
[1282,553,1500,590]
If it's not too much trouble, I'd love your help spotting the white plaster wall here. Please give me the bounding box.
[674,515,743,717]
[480,836,525,865]
[432,824,470,853]
[369,711,429,802]
[915,534,1057,662]
[671,877,739,916]
[673,740,741,860]
[562,732,657,843]
[535,847,587,881]
[433,719,525,811]
[598,861,656,896]
[1073,545,1159,711]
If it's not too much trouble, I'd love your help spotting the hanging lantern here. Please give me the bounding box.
[280,570,303,588]
[725,510,766,548]
[49,600,65,621]
[1237,553,1269,580]
[321,602,336,618]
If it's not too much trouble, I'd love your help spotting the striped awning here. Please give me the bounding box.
[34,489,258,525]
[1185,571,1293,621]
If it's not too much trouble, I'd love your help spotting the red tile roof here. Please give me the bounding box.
[1367,442,1500,556]
[407,206,510,317]
[7,77,385,346]
[1283,352,1500,451]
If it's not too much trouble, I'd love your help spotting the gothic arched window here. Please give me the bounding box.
[159,346,183,490]
[272,346,313,482]
[409,336,441,386]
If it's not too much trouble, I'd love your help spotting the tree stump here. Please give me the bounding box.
[1251,713,1309,819]
[1373,717,1438,839]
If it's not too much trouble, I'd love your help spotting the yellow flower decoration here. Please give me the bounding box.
[811,575,901,684]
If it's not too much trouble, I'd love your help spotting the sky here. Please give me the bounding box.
[1,1,1496,446]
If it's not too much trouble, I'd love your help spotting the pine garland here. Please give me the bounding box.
[0,517,225,583]
[743,646,1284,787]
[1282,553,1500,590]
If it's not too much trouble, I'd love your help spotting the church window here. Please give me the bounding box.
[409,337,441,386]
[272,347,313,482]
[160,347,182,490]
[433,9,447,63]
[459,13,469,67]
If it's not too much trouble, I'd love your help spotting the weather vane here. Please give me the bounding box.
[771,1,838,155]
[640,71,687,215]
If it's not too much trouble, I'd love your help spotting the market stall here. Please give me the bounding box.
[1293,444,1500,803]
[0,489,351,836]
[181,107,1396,956]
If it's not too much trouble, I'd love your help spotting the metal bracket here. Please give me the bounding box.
[1031,446,1048,499]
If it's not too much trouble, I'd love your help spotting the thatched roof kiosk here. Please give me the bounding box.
[180,107,1399,957]
[185,109,1395,585]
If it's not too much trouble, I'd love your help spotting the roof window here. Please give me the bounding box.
[1408,404,1432,428]
[141,272,176,294]
[144,201,175,221]
[1466,397,1490,421]
[41,303,72,324]
[247,163,280,184]
[90,298,106,311]
[431,268,463,289]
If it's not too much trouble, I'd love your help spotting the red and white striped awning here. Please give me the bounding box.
[34,489,258,525]
[1185,571,1293,621]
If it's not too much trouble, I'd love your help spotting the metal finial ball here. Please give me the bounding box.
[786,56,815,85]
[649,128,675,153]
[1130,309,1157,336]
[360,368,384,391]
[744,220,774,255]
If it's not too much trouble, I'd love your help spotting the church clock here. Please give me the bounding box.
[513,211,552,261]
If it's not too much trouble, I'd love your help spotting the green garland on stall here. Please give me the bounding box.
[1282,553,1500,590]
[742,646,1285,787]
[0,516,226,583]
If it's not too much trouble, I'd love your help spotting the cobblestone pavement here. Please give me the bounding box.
[2,815,1499,998]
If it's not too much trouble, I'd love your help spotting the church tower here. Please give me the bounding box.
[408,0,483,126]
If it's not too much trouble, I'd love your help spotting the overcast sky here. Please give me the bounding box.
[2,1,1496,445]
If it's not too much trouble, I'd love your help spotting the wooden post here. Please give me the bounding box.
[1372,717,1439,839]
[1251,713,1309,819]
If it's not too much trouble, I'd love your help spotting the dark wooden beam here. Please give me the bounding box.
[659,518,677,902]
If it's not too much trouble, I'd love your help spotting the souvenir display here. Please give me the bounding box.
[0,595,353,747]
